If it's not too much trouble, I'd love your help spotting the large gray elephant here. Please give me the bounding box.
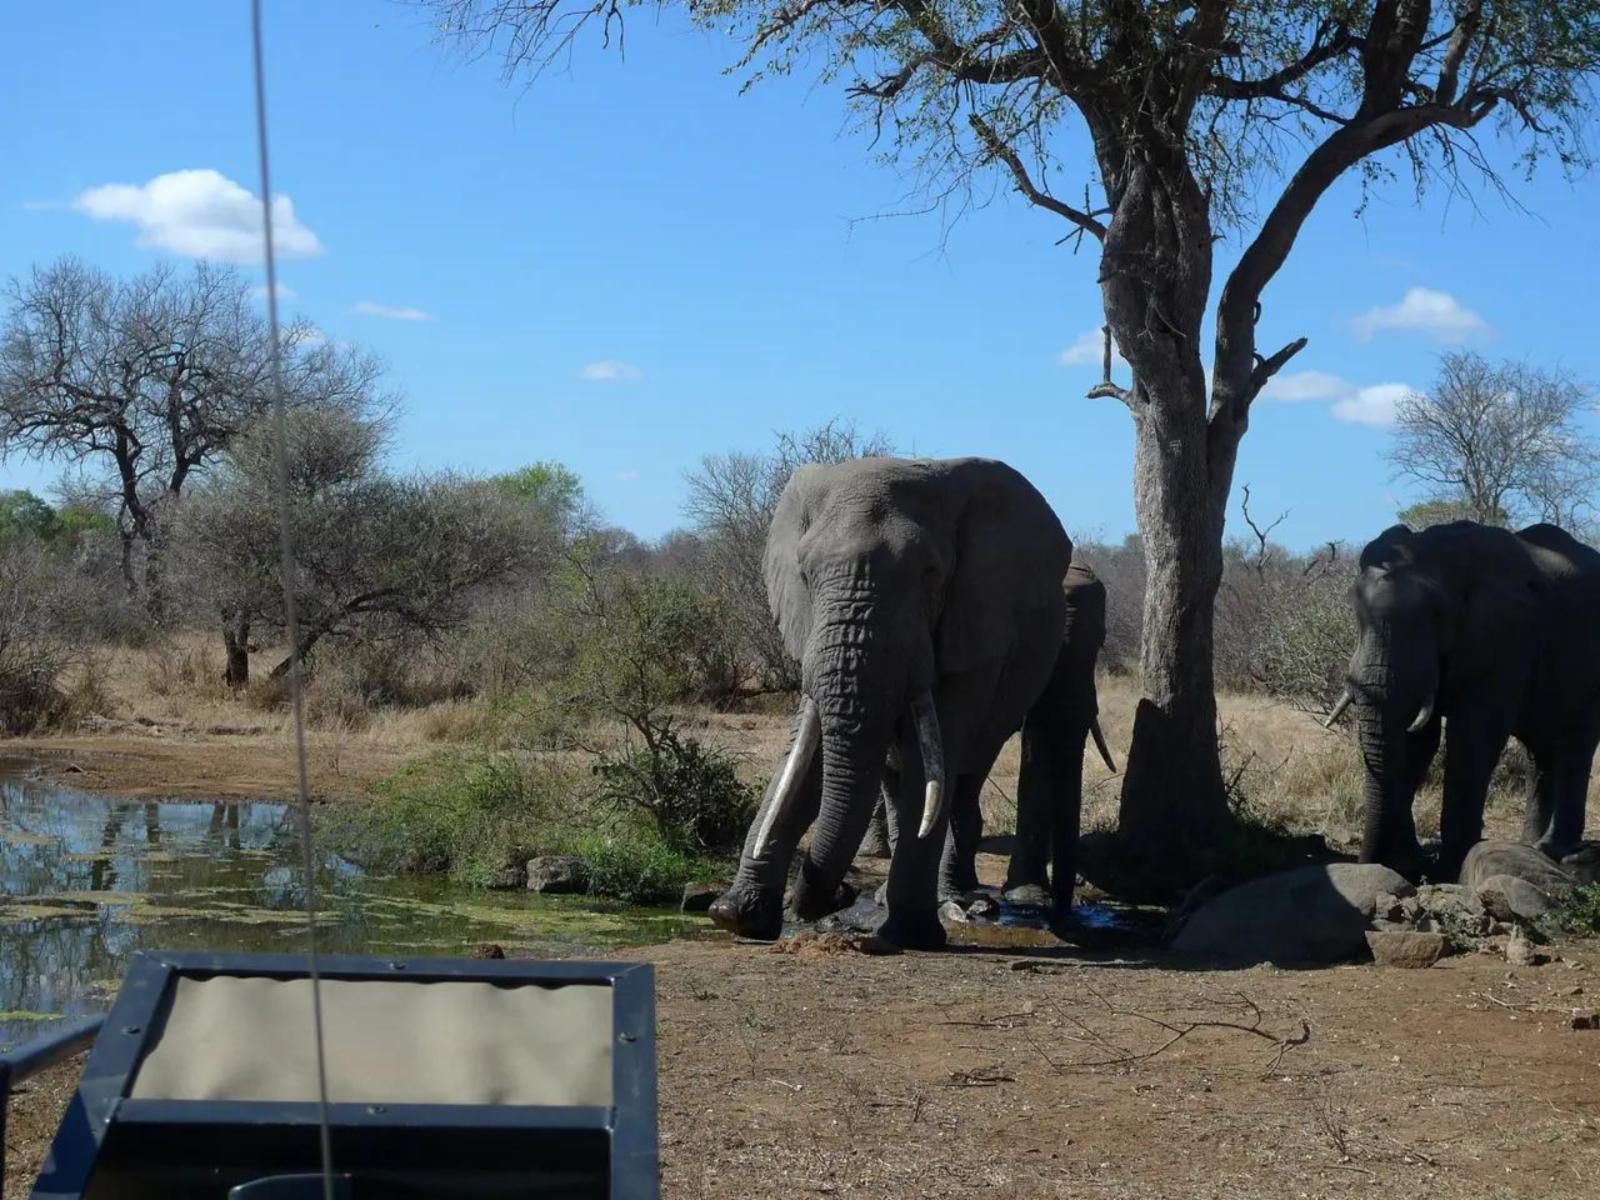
[707,456,1073,950]
[1329,520,1600,879]
[936,562,1116,912]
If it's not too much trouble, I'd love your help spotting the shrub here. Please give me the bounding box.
[592,726,756,855]
[323,750,564,885]
[571,827,703,905]
[1547,883,1600,936]
[0,539,73,733]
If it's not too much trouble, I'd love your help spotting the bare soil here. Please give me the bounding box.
[2,728,419,804]
[9,853,1600,1198]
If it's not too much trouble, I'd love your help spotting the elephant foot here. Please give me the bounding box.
[790,861,857,922]
[877,908,948,952]
[707,883,784,941]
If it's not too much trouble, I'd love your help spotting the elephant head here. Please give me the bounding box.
[709,457,1070,942]
[1330,522,1543,875]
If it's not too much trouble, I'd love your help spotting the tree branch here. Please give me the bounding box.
[1249,336,1309,400]
[968,113,1106,239]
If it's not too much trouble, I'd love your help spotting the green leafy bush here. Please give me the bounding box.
[323,750,562,885]
[592,726,756,855]
[1548,883,1600,936]
[570,827,703,906]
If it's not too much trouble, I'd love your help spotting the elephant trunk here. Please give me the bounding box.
[788,600,911,921]
[1356,704,1403,864]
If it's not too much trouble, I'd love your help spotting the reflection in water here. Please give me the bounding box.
[1,770,704,1050]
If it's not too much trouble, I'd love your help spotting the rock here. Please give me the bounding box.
[1476,874,1556,924]
[1459,840,1576,896]
[525,855,589,895]
[1365,930,1446,969]
[1002,883,1052,910]
[1570,1012,1598,1031]
[1169,863,1414,967]
[938,900,971,925]
[965,895,1001,921]
[1505,925,1548,968]
[485,863,527,890]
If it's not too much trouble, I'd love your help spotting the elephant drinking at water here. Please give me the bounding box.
[707,456,1073,950]
[1330,520,1600,879]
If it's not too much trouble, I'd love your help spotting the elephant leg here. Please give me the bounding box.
[1439,712,1512,880]
[1522,740,1561,850]
[938,770,990,901]
[878,727,948,951]
[1005,713,1051,898]
[859,794,892,858]
[1538,732,1598,859]
[708,707,824,939]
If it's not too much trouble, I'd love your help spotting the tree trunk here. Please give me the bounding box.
[1093,151,1232,889]
[118,530,139,601]
[1113,382,1232,879]
[269,626,325,681]
[141,519,169,626]
[222,609,251,690]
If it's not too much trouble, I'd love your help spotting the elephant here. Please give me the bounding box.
[706,456,1073,950]
[915,562,1117,912]
[1328,520,1600,880]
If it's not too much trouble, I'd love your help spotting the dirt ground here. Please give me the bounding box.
[2,726,419,804]
[5,678,1595,1196]
[8,859,1600,1199]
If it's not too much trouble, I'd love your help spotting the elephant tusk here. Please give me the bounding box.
[910,690,947,839]
[1089,716,1117,774]
[753,695,821,859]
[1324,688,1354,730]
[1408,689,1437,734]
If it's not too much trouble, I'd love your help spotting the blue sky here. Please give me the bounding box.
[3,2,1597,550]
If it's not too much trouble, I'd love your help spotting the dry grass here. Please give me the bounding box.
[23,642,1588,850]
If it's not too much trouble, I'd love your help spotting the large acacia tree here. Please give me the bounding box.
[425,1,1600,872]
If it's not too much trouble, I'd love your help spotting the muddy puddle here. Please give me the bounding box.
[0,768,708,1050]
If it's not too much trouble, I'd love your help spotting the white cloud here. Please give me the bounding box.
[19,199,64,211]
[353,301,431,322]
[1353,286,1489,343]
[251,282,296,302]
[614,469,641,482]
[1257,369,1350,404]
[1254,367,1416,426]
[578,360,643,383]
[1057,327,1128,371]
[1331,382,1416,427]
[72,169,324,264]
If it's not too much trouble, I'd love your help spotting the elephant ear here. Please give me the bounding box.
[936,462,1072,675]
[763,470,816,661]
[1454,563,1544,674]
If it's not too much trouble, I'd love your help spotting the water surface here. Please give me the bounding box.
[0,768,705,1050]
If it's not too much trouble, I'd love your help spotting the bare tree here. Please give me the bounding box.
[1390,350,1599,531]
[422,0,1600,875]
[0,258,391,621]
[684,417,893,689]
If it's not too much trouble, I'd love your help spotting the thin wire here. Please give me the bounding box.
[250,3,336,1196]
